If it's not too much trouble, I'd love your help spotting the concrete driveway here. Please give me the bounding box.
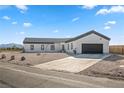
[34,54,110,73]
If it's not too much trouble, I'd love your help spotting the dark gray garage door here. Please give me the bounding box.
[82,44,103,54]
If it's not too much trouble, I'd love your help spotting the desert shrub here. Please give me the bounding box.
[26,63,32,66]
[1,54,6,59]
[37,53,41,56]
[21,56,26,61]
[10,55,15,60]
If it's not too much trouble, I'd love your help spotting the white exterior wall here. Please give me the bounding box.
[24,33,109,54]
[24,43,62,53]
[65,33,109,54]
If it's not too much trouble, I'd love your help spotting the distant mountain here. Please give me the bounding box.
[0,43,23,49]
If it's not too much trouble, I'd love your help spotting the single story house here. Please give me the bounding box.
[23,30,110,54]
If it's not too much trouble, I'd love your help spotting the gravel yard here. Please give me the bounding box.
[0,52,69,66]
[78,54,124,80]
[2,51,124,80]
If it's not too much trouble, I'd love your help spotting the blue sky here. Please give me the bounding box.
[0,5,124,45]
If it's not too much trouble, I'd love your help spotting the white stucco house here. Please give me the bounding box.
[23,30,110,54]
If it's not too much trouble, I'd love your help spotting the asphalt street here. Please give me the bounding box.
[0,62,124,88]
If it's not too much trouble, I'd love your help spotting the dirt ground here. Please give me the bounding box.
[0,52,69,66]
[78,54,124,80]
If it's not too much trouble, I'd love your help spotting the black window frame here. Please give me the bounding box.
[50,45,55,50]
[68,44,69,50]
[41,45,44,50]
[30,45,34,50]
[71,43,73,50]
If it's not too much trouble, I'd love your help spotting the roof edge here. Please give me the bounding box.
[23,37,72,44]
[23,30,111,44]
[65,30,110,43]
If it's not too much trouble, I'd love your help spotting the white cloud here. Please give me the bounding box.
[12,21,17,25]
[15,5,28,13]
[72,17,80,22]
[96,9,109,15]
[53,29,59,33]
[105,21,116,25]
[15,5,28,11]
[82,5,97,9]
[20,10,25,14]
[23,22,32,28]
[104,26,111,30]
[16,32,25,35]
[20,32,25,34]
[2,16,11,20]
[65,35,71,38]
[96,6,124,15]
[104,21,116,30]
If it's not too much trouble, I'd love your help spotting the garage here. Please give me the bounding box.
[82,44,103,54]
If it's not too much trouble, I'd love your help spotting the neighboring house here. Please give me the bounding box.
[23,30,110,54]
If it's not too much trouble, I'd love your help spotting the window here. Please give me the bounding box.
[68,44,69,50]
[62,45,65,50]
[41,45,44,50]
[30,45,34,50]
[51,45,55,50]
[71,43,73,50]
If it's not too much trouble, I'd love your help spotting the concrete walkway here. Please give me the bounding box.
[34,54,110,73]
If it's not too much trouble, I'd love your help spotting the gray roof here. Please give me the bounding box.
[23,38,71,44]
[65,30,110,43]
[23,30,110,44]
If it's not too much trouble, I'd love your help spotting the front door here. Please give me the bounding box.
[62,45,65,51]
